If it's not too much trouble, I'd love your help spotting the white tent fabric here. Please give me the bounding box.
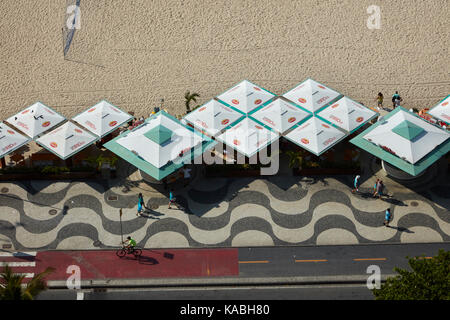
[317,96,377,133]
[216,80,275,114]
[0,122,30,158]
[215,117,279,158]
[6,102,66,139]
[250,98,312,134]
[183,99,244,136]
[363,110,449,164]
[282,79,341,114]
[36,121,97,160]
[116,113,203,168]
[284,117,347,156]
[72,100,132,138]
[428,95,450,124]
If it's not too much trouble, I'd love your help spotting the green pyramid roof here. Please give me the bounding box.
[144,125,172,145]
[392,120,424,141]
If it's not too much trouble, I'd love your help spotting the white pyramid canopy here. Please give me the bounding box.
[363,109,449,164]
[428,95,450,125]
[215,117,279,158]
[183,99,244,136]
[250,98,312,134]
[0,122,30,158]
[317,96,378,133]
[72,100,132,138]
[284,117,347,156]
[6,102,66,139]
[116,113,203,168]
[282,79,341,114]
[36,121,98,160]
[216,80,276,114]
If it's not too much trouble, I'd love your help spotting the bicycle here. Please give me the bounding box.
[116,244,142,258]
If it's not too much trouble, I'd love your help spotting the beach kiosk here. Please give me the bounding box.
[104,110,216,181]
[350,107,450,177]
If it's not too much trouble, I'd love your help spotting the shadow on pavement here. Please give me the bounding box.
[386,225,414,233]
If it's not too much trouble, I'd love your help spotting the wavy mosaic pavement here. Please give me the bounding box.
[0,175,449,250]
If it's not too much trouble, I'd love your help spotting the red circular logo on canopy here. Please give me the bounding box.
[301,138,309,144]
[322,124,330,128]
[221,119,229,125]
[318,85,326,89]
[288,117,296,123]
[442,102,449,107]
[298,98,307,104]
[233,139,241,146]
[253,86,261,91]
[88,108,96,113]
[255,125,263,130]
[7,130,15,135]
[254,99,262,105]
[21,109,30,115]
[42,121,51,128]
[199,107,207,112]
[331,104,339,108]
[74,128,82,133]
[232,99,239,105]
[356,117,364,123]
[50,142,58,148]
[109,121,118,127]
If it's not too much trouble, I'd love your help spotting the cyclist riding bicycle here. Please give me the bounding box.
[123,236,137,251]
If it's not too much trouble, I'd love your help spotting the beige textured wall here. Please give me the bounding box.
[0,0,448,119]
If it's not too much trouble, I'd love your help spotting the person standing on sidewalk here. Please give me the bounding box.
[384,208,392,227]
[352,175,361,193]
[137,193,146,216]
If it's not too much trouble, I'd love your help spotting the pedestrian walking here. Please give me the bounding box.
[373,179,380,197]
[137,193,146,216]
[377,180,384,199]
[168,189,176,209]
[182,166,192,187]
[352,175,361,193]
[392,91,402,108]
[375,92,383,111]
[384,208,392,226]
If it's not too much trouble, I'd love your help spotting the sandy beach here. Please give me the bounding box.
[0,0,448,119]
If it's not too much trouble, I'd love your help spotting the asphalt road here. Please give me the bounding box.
[36,242,449,301]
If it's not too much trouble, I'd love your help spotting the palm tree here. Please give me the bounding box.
[0,264,55,300]
[184,91,200,113]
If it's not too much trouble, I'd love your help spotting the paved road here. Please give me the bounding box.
[31,242,449,301]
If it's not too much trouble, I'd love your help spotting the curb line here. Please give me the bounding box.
[48,274,397,289]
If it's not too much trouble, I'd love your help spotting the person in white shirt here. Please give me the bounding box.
[182,167,192,187]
